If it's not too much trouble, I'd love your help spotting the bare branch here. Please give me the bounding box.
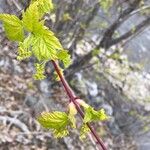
[109,17,150,46]
[99,0,142,49]
[0,116,30,133]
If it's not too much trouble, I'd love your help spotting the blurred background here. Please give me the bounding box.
[0,0,150,149]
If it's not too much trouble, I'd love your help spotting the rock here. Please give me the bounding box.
[101,103,113,116]
[71,72,88,96]
[24,95,38,108]
[85,81,98,97]
[39,80,51,96]
[0,1,5,13]
[136,132,150,150]
[13,60,24,74]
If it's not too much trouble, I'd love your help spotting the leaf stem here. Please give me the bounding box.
[51,60,107,150]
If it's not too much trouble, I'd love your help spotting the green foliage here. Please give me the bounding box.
[77,99,108,123]
[22,2,40,32]
[38,111,69,129]
[37,103,78,138]
[57,49,72,68]
[31,32,58,61]
[31,0,54,15]
[38,111,70,138]
[0,0,71,80]
[17,35,33,60]
[38,100,108,139]
[80,123,90,139]
[17,44,32,61]
[0,14,24,41]
[68,102,77,128]
[84,107,108,123]
[33,63,46,80]
[53,128,69,138]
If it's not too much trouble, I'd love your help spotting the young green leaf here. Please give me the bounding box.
[34,0,54,15]
[1,0,71,81]
[31,36,57,61]
[22,2,40,32]
[37,111,69,129]
[53,128,69,138]
[0,14,24,41]
[77,99,108,123]
[31,26,63,61]
[38,111,70,138]
[57,49,72,68]
[68,102,77,128]
[84,107,108,123]
[80,123,90,140]
[40,27,63,50]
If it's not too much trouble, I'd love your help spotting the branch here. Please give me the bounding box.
[65,51,93,80]
[69,2,99,55]
[52,60,107,150]
[99,0,142,49]
[109,17,150,46]
[0,116,30,133]
[129,5,150,16]
[65,0,148,79]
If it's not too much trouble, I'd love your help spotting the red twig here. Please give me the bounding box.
[52,60,107,150]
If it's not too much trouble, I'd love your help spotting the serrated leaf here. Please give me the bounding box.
[80,123,90,140]
[0,14,24,41]
[53,128,69,138]
[22,2,40,32]
[38,0,54,15]
[84,107,108,123]
[22,34,34,49]
[31,27,62,61]
[31,0,54,15]
[32,35,57,61]
[57,50,72,68]
[38,111,69,129]
[38,111,71,138]
[41,28,63,50]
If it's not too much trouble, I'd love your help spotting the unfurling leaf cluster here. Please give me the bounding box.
[37,100,108,138]
[0,0,71,80]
